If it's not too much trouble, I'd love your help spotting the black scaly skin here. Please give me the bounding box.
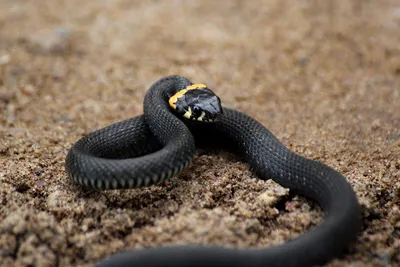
[65,75,362,267]
[66,76,194,189]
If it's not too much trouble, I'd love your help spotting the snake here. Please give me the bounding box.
[65,75,362,267]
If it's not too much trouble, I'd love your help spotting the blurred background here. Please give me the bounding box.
[1,0,399,129]
[0,1,399,266]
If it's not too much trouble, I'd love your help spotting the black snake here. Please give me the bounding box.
[65,75,362,267]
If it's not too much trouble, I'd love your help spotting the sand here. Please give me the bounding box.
[0,0,399,266]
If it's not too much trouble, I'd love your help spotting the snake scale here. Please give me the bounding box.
[65,75,362,267]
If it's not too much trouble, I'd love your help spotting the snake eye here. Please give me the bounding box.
[192,105,201,115]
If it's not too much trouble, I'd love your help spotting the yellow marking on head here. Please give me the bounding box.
[169,89,188,109]
[168,83,207,110]
[198,111,206,121]
[186,83,207,90]
[183,106,192,119]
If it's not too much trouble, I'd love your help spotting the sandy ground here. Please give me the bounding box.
[0,0,399,266]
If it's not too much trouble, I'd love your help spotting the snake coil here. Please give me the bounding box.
[65,75,361,267]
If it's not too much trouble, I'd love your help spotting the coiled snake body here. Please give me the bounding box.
[65,75,361,267]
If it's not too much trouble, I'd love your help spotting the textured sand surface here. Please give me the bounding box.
[0,1,399,266]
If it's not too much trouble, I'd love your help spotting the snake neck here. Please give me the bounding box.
[143,75,193,145]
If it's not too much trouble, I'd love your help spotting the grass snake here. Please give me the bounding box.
[65,75,362,267]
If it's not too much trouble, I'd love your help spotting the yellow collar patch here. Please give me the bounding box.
[169,83,207,109]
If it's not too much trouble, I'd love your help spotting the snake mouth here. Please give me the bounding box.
[169,84,223,122]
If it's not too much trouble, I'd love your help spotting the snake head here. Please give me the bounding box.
[169,84,223,122]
